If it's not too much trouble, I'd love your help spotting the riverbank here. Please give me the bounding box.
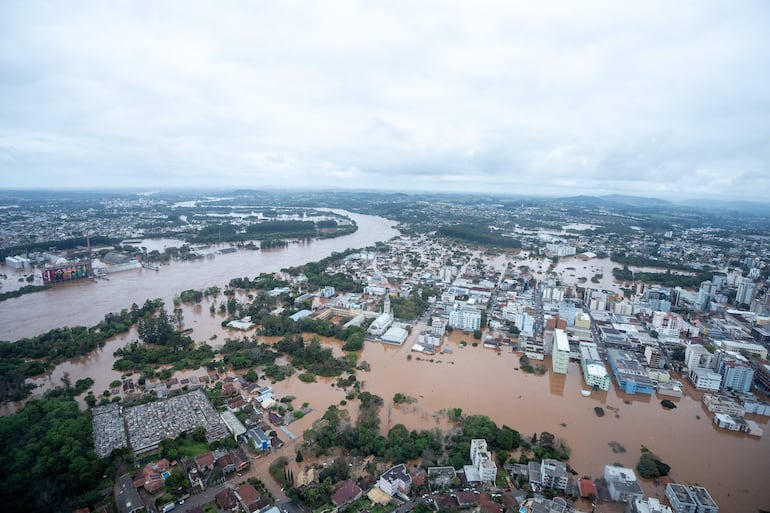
[0,211,399,342]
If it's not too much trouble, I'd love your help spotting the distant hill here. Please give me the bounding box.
[600,194,671,207]
[550,194,671,208]
[675,198,770,215]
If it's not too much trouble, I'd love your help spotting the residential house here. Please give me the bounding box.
[133,459,169,493]
[332,481,363,507]
[455,491,478,508]
[227,396,247,412]
[216,452,236,475]
[195,451,215,473]
[579,478,597,499]
[247,427,272,451]
[234,483,262,513]
[216,489,239,512]
[231,449,250,472]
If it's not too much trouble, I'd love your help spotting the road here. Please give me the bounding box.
[175,483,228,513]
[174,437,302,513]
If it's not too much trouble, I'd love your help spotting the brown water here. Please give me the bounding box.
[227,330,770,512]
[8,299,768,511]
[2,217,768,510]
[353,335,770,512]
[511,254,691,295]
[0,211,398,342]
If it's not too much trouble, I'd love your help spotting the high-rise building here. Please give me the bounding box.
[470,439,497,483]
[552,329,570,374]
[685,344,713,370]
[645,346,663,369]
[696,281,713,311]
[540,459,568,491]
[448,306,481,331]
[646,288,671,313]
[736,278,757,306]
[713,350,754,393]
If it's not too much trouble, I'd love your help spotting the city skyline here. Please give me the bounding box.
[1,1,770,200]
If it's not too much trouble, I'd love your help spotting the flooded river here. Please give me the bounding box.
[0,211,399,342]
[1,215,768,511]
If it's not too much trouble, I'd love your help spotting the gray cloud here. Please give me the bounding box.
[1,1,769,199]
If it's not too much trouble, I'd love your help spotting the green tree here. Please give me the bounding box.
[164,468,187,491]
[192,425,207,443]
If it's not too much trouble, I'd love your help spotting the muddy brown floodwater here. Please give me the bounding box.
[251,325,770,512]
[0,211,400,342]
[2,214,768,511]
[356,334,770,513]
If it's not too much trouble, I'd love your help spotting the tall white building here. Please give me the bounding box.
[713,351,754,393]
[430,317,447,337]
[552,329,570,374]
[628,497,673,513]
[736,278,757,306]
[651,311,682,336]
[604,466,643,503]
[540,459,568,491]
[469,439,497,483]
[666,483,718,513]
[542,285,565,302]
[685,344,713,370]
[688,368,722,391]
[449,306,481,331]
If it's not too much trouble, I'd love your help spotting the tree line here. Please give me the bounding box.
[0,298,163,401]
[438,224,522,248]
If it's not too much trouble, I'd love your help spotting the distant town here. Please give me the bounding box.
[2,189,770,513]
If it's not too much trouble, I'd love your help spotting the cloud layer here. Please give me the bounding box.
[1,1,769,199]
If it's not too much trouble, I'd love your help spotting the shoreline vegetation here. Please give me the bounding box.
[0,283,50,302]
[0,214,358,301]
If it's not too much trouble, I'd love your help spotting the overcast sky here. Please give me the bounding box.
[1,1,769,200]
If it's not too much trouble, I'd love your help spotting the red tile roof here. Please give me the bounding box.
[579,478,598,498]
[235,483,261,507]
[332,481,363,507]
